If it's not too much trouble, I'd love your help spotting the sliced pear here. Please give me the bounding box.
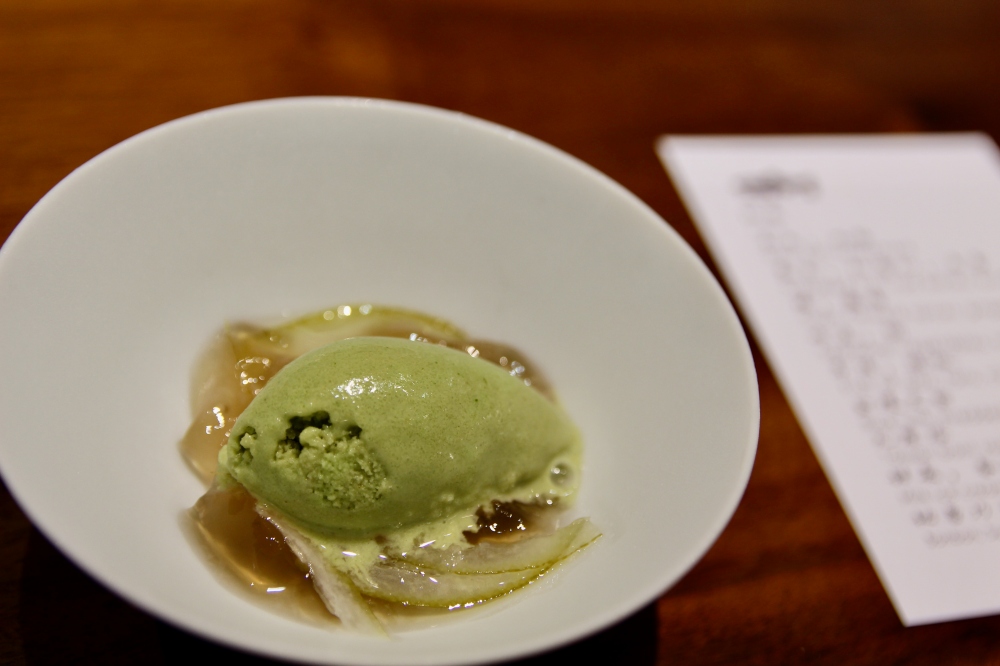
[180,332,259,483]
[232,305,468,361]
[259,505,386,635]
[354,519,601,607]
[356,561,542,608]
[259,504,601,611]
[263,503,542,611]
[395,518,600,574]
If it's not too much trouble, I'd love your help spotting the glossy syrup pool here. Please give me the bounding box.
[182,304,563,628]
[191,483,335,627]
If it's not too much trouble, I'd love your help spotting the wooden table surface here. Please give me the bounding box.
[3,1,1000,663]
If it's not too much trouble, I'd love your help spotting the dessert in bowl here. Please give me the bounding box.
[186,303,599,633]
[0,98,758,664]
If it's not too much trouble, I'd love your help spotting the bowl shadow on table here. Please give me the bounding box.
[18,528,657,665]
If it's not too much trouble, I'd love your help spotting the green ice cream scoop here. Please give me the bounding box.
[219,336,580,538]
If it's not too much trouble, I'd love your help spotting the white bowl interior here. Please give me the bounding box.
[0,98,758,665]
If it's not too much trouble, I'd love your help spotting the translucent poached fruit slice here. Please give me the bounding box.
[191,486,598,623]
[191,483,333,625]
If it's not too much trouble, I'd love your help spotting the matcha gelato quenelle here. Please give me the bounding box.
[186,305,598,634]
[220,336,580,539]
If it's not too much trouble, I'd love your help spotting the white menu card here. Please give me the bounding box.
[658,133,1000,626]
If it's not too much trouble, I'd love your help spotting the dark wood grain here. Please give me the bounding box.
[3,1,1000,663]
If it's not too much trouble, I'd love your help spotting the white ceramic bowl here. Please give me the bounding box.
[0,98,758,665]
